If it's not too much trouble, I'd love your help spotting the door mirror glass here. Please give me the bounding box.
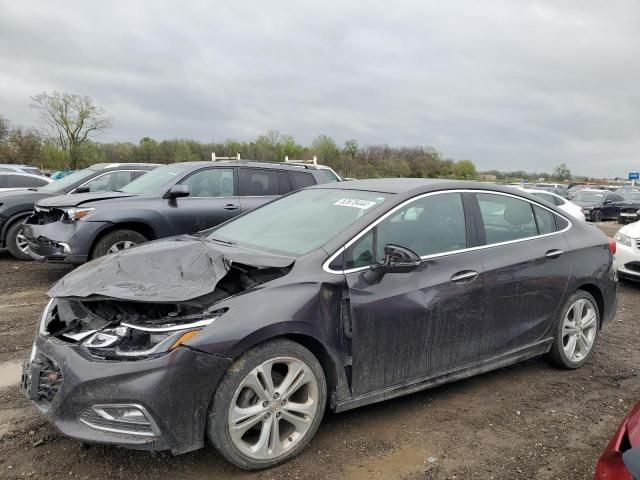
[167,184,190,199]
[375,244,422,272]
[623,447,640,478]
[364,244,421,284]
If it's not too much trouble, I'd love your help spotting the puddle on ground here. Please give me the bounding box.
[0,360,23,388]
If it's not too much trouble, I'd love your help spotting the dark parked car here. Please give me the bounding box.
[23,161,335,264]
[0,163,158,260]
[616,191,640,224]
[21,180,617,469]
[570,189,625,222]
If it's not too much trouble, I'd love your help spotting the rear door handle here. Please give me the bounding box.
[545,249,564,259]
[224,204,240,211]
[450,270,479,283]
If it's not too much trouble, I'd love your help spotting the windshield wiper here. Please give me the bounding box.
[208,237,236,246]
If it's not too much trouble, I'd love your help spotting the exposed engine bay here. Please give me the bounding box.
[43,263,291,360]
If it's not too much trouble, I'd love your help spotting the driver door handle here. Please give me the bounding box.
[450,270,479,283]
[545,249,564,259]
[224,204,240,211]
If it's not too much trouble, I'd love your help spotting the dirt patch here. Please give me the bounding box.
[0,223,638,479]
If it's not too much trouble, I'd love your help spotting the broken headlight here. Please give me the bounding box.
[82,316,217,360]
[62,207,95,221]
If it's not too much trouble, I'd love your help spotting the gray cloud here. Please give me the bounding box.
[1,0,639,176]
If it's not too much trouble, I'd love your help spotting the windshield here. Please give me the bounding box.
[39,168,97,192]
[210,188,388,255]
[120,164,189,194]
[320,169,341,182]
[572,191,605,203]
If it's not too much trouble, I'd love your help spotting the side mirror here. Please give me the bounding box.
[364,244,421,284]
[166,185,190,199]
[73,186,90,193]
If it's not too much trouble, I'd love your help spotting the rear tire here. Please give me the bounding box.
[617,217,626,225]
[207,339,327,470]
[6,219,32,261]
[91,229,148,259]
[545,290,600,369]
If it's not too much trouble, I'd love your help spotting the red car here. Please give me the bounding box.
[594,402,640,479]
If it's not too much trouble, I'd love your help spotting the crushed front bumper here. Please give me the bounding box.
[21,220,103,264]
[21,336,231,454]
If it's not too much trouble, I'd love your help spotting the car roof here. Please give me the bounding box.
[181,160,329,172]
[88,163,161,171]
[311,178,529,195]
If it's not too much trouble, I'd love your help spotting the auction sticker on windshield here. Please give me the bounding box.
[334,198,377,209]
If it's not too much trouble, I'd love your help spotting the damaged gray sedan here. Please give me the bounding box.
[21,179,618,470]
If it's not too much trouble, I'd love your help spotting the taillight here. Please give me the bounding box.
[609,238,617,254]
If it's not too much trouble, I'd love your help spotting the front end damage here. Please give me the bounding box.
[21,236,295,453]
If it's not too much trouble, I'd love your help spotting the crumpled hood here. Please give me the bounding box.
[48,235,295,302]
[37,191,139,208]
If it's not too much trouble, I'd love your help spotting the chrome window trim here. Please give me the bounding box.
[322,189,573,275]
[70,169,148,193]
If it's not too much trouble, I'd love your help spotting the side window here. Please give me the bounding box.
[533,205,556,235]
[106,171,135,191]
[82,173,112,192]
[6,175,47,188]
[477,194,562,244]
[278,171,292,194]
[345,193,467,269]
[289,171,316,190]
[239,169,279,196]
[181,168,235,197]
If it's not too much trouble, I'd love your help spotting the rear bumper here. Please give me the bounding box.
[22,335,231,454]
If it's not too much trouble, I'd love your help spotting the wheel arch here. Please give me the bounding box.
[575,283,605,327]
[1,211,30,245]
[88,221,158,258]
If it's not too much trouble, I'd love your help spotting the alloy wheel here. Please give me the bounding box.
[227,356,319,461]
[15,229,29,254]
[107,240,136,253]
[562,298,598,362]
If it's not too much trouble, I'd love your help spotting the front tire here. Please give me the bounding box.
[6,219,32,261]
[208,339,327,470]
[91,229,148,259]
[546,290,600,369]
[591,209,602,222]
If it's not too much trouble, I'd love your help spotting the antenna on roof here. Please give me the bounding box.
[212,153,241,162]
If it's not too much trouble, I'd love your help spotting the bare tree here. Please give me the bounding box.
[31,92,111,169]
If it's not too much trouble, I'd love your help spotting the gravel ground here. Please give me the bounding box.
[0,222,638,479]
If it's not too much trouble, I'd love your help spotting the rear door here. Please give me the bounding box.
[474,192,572,355]
[164,167,240,234]
[238,168,282,212]
[343,192,486,395]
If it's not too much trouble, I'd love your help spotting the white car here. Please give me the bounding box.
[519,188,586,221]
[614,221,640,281]
[0,172,52,192]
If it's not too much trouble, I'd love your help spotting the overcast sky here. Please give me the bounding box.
[1,1,639,176]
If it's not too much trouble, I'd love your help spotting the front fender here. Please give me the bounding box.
[85,208,172,238]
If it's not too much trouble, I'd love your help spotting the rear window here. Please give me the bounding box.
[289,171,316,190]
[477,193,557,244]
[239,168,279,196]
[5,175,48,188]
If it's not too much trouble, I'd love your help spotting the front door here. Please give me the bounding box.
[344,192,485,396]
[164,167,240,234]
